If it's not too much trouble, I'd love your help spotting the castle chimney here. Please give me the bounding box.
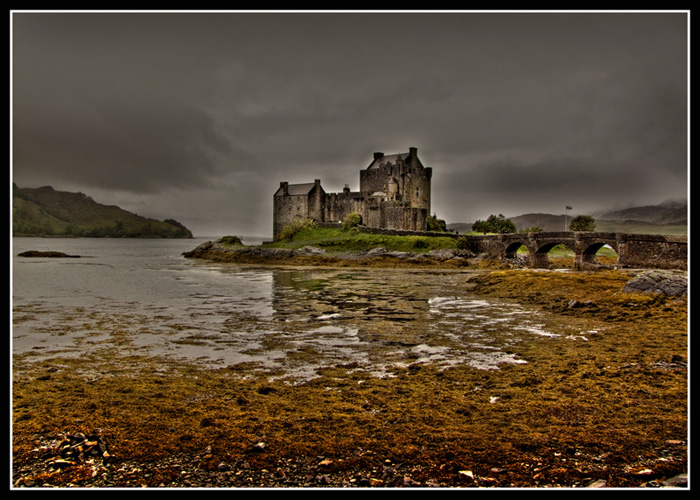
[280,181,289,195]
[373,152,384,160]
[409,147,418,167]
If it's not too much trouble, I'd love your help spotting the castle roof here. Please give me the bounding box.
[274,182,317,197]
[367,148,423,170]
[367,153,409,169]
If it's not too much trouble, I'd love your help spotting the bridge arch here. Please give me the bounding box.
[575,233,620,269]
[504,240,531,259]
[577,242,619,269]
[535,241,576,254]
[532,241,576,269]
[582,242,611,254]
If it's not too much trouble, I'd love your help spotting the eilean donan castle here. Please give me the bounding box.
[273,147,432,240]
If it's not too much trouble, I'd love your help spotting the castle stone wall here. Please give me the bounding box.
[382,205,428,232]
[273,194,310,240]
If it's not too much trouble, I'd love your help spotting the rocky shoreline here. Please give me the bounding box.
[13,434,689,488]
[183,240,479,269]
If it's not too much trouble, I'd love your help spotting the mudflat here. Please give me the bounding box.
[12,266,687,488]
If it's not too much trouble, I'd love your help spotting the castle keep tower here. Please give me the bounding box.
[273,148,432,240]
[359,147,432,229]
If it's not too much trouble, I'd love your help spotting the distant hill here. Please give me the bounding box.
[447,214,572,234]
[448,201,688,236]
[12,184,193,238]
[597,202,687,226]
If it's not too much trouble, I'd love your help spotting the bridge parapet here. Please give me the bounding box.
[616,233,687,270]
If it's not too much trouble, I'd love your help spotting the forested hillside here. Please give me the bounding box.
[13,184,193,238]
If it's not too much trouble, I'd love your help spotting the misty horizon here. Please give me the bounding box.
[12,180,688,240]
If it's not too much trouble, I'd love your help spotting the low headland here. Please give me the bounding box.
[12,228,687,488]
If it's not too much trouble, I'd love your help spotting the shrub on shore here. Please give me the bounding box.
[278,218,318,241]
[217,236,244,247]
[341,212,362,231]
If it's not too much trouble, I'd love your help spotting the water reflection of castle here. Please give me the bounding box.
[266,269,534,376]
[269,269,428,338]
[273,148,432,240]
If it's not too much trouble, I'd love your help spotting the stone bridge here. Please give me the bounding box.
[469,232,687,270]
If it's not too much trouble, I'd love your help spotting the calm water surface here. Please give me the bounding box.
[12,238,591,382]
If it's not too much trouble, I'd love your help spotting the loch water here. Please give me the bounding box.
[12,237,591,382]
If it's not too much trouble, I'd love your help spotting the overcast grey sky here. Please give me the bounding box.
[12,10,688,237]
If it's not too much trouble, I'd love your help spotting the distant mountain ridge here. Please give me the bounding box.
[12,184,193,238]
[597,203,687,226]
[448,201,688,236]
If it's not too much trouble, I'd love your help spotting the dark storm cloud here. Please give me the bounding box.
[12,13,259,193]
[11,11,688,235]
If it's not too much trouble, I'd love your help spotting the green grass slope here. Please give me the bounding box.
[264,226,460,253]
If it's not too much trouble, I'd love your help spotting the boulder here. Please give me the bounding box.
[622,270,687,297]
[293,246,326,256]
